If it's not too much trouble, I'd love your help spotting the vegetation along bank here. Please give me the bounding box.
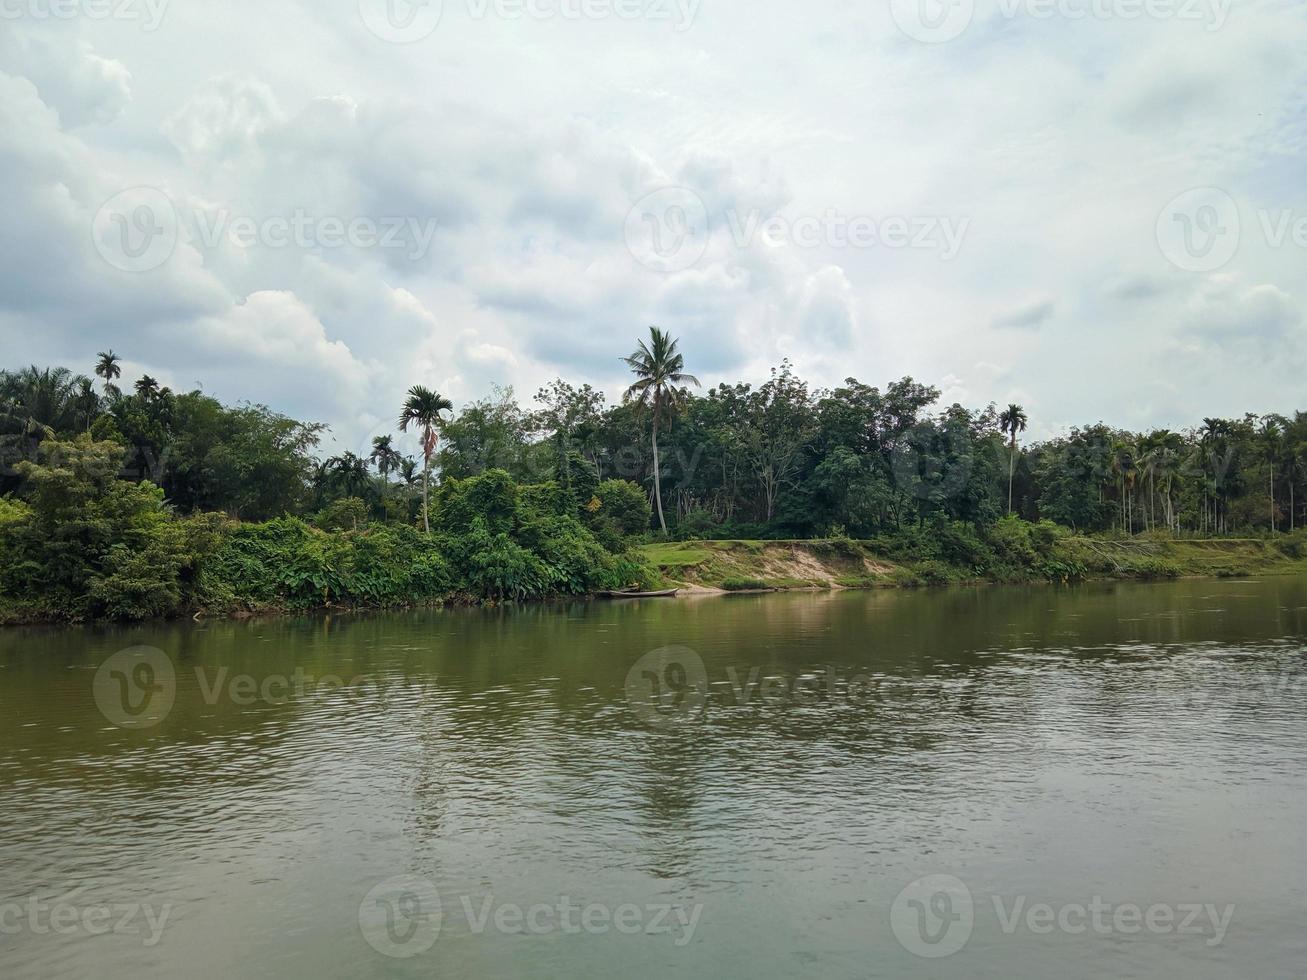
[4,329,1307,623]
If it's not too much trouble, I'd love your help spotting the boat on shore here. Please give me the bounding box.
[597,589,680,599]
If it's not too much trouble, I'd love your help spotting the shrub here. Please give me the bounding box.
[1119,556,1183,580]
[1275,531,1307,560]
[584,479,652,551]
[673,507,720,541]
[314,497,369,531]
[888,567,925,588]
[721,577,767,591]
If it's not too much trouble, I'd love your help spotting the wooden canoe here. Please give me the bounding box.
[597,589,679,599]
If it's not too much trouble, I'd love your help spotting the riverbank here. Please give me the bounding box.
[4,523,1305,626]
[642,535,1307,594]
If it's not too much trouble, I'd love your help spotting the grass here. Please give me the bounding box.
[640,534,1307,594]
[639,542,716,567]
[721,577,768,591]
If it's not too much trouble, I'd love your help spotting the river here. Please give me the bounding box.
[2,577,1306,978]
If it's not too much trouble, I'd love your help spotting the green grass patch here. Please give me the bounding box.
[721,577,768,591]
[640,543,715,567]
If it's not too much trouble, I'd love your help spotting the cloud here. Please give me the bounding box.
[1181,278,1301,349]
[187,290,376,415]
[992,297,1056,330]
[1,0,1307,448]
[0,27,131,127]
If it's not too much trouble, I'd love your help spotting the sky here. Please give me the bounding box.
[2,0,1305,457]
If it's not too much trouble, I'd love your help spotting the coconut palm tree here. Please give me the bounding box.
[622,326,700,535]
[95,351,122,398]
[370,434,402,484]
[998,403,1028,516]
[398,385,453,534]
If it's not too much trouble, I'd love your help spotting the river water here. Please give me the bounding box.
[2,578,1306,978]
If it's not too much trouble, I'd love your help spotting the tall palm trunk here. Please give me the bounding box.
[1270,463,1276,534]
[421,440,431,535]
[651,414,667,534]
[1007,440,1016,515]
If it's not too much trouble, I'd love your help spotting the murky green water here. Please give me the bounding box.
[2,578,1306,978]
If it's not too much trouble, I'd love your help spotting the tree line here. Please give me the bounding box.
[3,331,1305,541]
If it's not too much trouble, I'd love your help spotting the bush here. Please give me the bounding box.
[721,577,767,591]
[1275,530,1307,559]
[199,519,456,611]
[911,560,956,586]
[584,479,652,551]
[673,507,721,541]
[888,567,925,588]
[1120,557,1183,580]
[314,497,369,531]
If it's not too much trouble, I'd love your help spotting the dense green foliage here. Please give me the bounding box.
[3,342,1306,622]
[0,435,655,622]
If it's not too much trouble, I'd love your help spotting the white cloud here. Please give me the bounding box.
[1,0,1306,449]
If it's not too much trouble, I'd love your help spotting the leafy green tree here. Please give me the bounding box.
[3,436,193,618]
[583,479,653,551]
[436,387,541,482]
[742,362,813,522]
[534,379,606,497]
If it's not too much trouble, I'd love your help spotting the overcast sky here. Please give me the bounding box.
[2,0,1304,454]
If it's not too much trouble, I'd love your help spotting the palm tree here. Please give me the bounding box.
[134,375,160,400]
[998,403,1028,516]
[1149,430,1185,531]
[398,385,453,534]
[398,457,420,487]
[1259,415,1286,533]
[73,377,99,432]
[622,326,700,535]
[95,351,122,398]
[1111,440,1138,534]
[1199,418,1228,533]
[0,366,88,442]
[370,435,402,484]
[325,451,373,500]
